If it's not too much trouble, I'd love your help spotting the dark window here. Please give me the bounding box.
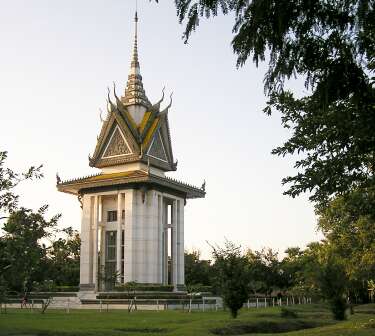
[121,230,125,282]
[105,231,117,261]
[104,230,117,291]
[122,210,125,219]
[107,210,117,222]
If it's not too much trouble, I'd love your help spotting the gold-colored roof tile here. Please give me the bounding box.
[139,111,151,132]
[142,117,159,148]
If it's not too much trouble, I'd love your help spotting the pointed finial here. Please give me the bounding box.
[122,9,150,108]
[99,108,104,123]
[131,10,139,70]
[201,180,206,192]
[160,92,174,115]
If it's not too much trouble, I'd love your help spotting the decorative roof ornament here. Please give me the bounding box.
[107,87,116,113]
[201,179,206,192]
[122,11,151,109]
[160,92,173,116]
[99,108,105,123]
[151,86,165,111]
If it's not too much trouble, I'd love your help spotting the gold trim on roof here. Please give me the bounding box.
[139,111,152,132]
[142,117,159,148]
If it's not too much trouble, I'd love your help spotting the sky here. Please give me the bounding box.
[0,0,321,259]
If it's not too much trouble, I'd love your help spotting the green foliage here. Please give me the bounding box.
[317,189,375,285]
[47,227,80,286]
[98,265,120,291]
[211,240,250,318]
[0,303,369,336]
[170,0,375,205]
[330,296,348,321]
[245,248,285,295]
[116,283,174,292]
[0,151,43,217]
[280,307,298,318]
[369,280,375,302]
[185,250,212,288]
[316,253,348,320]
[1,207,60,292]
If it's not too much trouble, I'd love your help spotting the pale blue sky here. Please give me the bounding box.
[0,0,320,258]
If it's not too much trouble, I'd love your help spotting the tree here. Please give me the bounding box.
[315,251,349,320]
[0,151,43,219]
[47,228,80,287]
[316,188,375,302]
[184,250,212,288]
[246,248,283,295]
[211,240,250,318]
[0,151,43,296]
[165,0,375,205]
[1,207,60,293]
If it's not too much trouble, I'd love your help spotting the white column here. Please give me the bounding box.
[157,195,163,283]
[147,191,161,283]
[172,199,178,289]
[162,201,168,285]
[93,195,100,292]
[124,190,135,283]
[79,194,93,289]
[116,192,122,281]
[177,199,185,287]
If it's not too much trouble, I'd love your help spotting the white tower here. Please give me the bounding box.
[57,13,205,292]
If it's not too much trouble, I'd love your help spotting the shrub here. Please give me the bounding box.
[330,296,347,321]
[115,283,174,292]
[280,307,298,318]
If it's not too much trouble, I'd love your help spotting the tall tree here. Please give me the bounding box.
[246,248,283,295]
[317,187,375,302]
[48,228,81,287]
[2,207,60,292]
[211,240,250,318]
[0,151,43,219]
[165,0,375,205]
[184,250,212,288]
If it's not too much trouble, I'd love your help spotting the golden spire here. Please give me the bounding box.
[122,11,150,108]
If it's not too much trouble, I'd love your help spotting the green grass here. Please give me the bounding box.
[0,304,374,336]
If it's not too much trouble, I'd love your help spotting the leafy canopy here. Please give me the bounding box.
[163,0,375,204]
[0,151,43,217]
[210,240,250,318]
[1,206,60,292]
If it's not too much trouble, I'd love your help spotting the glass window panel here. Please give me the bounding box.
[105,231,117,262]
[107,210,117,222]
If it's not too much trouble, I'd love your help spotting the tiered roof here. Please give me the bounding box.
[88,12,175,172]
[121,12,150,109]
[57,169,205,199]
[57,12,205,200]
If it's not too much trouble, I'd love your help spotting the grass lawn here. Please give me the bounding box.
[0,304,374,336]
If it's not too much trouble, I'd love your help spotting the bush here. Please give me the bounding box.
[115,283,174,292]
[280,307,298,318]
[55,286,79,292]
[32,280,56,292]
[187,284,212,293]
[211,241,250,318]
[330,296,347,321]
